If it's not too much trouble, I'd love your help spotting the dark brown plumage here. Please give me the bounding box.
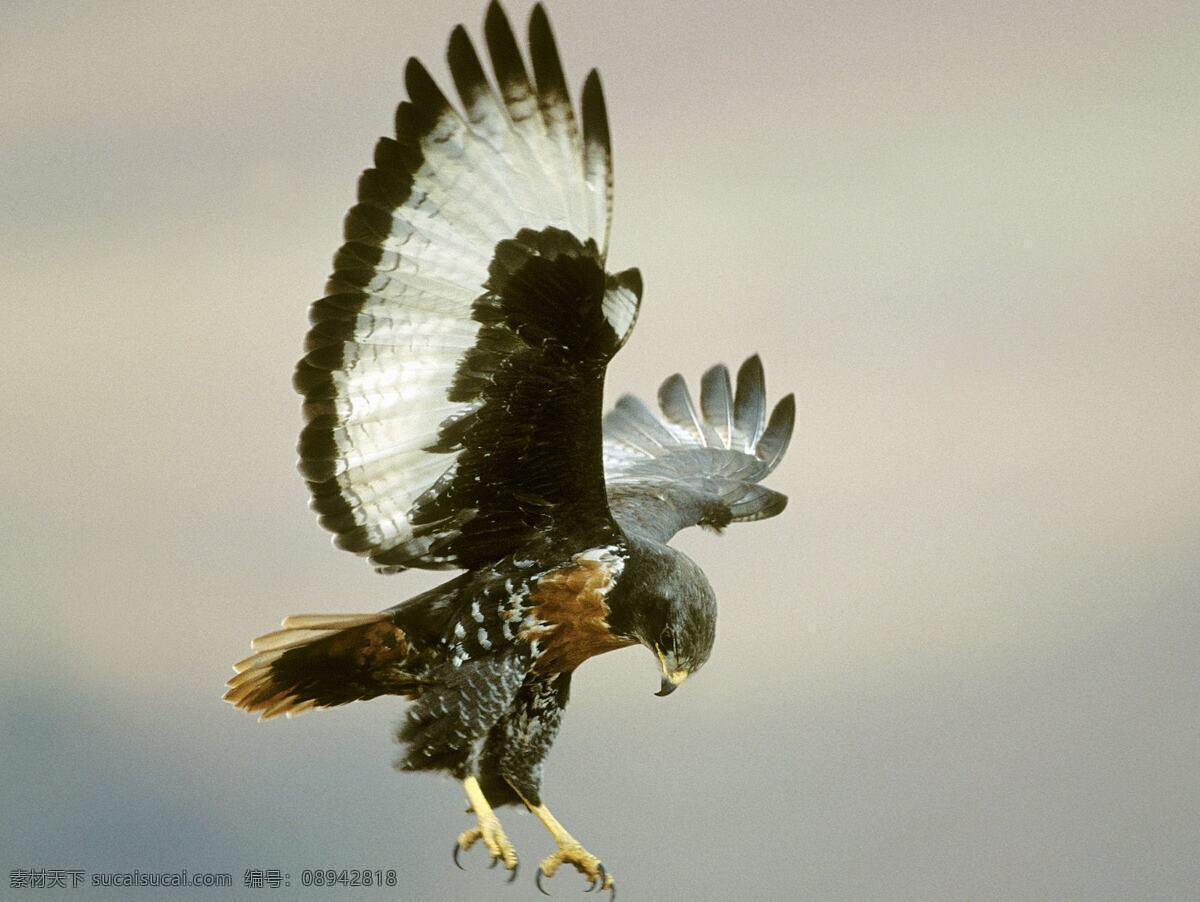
[226,3,794,895]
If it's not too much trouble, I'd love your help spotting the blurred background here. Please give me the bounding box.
[2,1,1197,899]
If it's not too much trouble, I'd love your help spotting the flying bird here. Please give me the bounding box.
[225,2,794,894]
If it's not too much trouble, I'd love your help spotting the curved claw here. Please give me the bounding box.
[454,838,516,879]
[537,861,611,897]
[597,863,615,901]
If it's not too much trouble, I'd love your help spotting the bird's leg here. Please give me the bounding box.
[455,776,518,877]
[525,799,614,895]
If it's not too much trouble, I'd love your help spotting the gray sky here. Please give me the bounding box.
[2,1,1197,899]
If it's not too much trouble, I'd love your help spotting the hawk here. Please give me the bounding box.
[225,3,794,894]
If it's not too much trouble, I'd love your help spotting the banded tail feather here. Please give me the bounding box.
[223,612,427,720]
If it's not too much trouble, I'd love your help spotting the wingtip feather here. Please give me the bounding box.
[734,355,768,448]
[657,372,704,441]
[758,393,796,470]
[700,364,734,449]
[581,70,610,152]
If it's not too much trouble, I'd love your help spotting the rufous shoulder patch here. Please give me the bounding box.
[525,552,632,674]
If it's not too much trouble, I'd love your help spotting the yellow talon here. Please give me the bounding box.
[526,800,615,892]
[539,843,613,888]
[456,777,519,873]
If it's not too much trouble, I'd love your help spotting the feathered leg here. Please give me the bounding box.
[475,673,615,894]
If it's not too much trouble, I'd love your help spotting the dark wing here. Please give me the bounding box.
[294,3,641,572]
[602,356,795,543]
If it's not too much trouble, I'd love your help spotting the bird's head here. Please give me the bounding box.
[615,538,717,697]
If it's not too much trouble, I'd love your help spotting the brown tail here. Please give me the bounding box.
[223,612,425,720]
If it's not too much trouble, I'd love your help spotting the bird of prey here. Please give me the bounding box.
[225,2,794,894]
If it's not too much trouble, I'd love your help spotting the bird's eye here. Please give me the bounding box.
[658,630,675,653]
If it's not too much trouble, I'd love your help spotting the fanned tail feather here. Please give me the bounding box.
[224,612,425,720]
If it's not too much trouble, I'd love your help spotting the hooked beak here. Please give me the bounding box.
[654,655,690,697]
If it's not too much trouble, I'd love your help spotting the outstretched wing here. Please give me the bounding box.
[295,3,641,572]
[602,356,795,543]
